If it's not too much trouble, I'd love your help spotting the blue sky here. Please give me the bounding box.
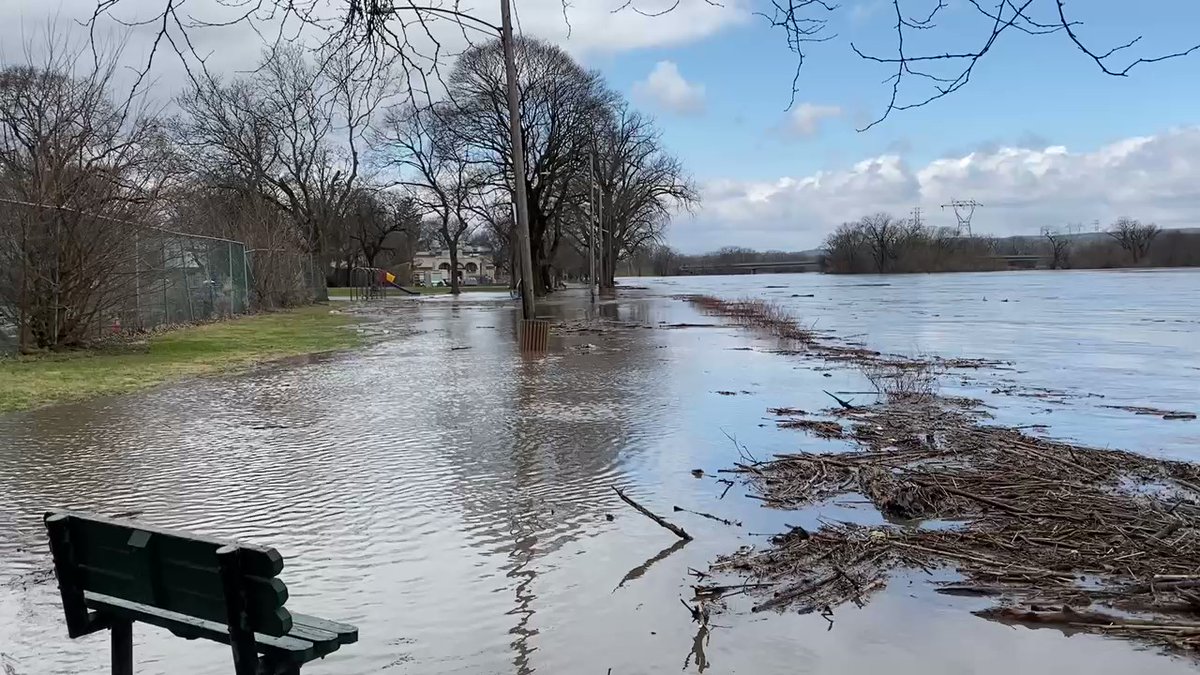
[4,0,1199,252]
[600,3,1199,178]
[569,1,1200,251]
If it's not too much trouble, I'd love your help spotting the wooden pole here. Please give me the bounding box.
[501,0,536,320]
[588,150,596,303]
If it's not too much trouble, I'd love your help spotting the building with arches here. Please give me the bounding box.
[411,246,498,286]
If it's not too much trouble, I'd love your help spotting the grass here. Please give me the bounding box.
[327,285,511,297]
[0,305,363,413]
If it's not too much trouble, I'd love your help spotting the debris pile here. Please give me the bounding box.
[716,394,1200,655]
[679,295,1005,370]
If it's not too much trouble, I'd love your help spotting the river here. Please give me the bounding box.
[1,269,1198,674]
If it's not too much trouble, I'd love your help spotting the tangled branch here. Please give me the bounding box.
[88,1,1200,129]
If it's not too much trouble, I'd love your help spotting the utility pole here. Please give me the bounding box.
[501,0,536,320]
[588,150,596,303]
[911,206,923,228]
[598,176,605,290]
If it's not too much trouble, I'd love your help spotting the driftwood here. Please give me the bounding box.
[612,487,693,541]
[712,392,1200,658]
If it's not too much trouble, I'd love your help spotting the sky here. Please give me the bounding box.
[3,1,1200,253]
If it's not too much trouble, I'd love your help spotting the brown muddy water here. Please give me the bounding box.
[2,270,1199,674]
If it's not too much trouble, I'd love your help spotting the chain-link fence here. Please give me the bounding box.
[0,199,255,352]
[122,230,251,331]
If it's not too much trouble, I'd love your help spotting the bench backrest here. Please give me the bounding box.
[45,512,293,636]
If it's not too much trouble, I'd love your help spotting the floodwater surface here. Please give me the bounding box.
[1,270,1198,674]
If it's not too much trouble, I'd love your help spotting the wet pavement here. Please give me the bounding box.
[2,270,1198,674]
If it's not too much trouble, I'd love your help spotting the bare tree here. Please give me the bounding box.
[443,37,615,294]
[824,222,870,273]
[860,212,908,273]
[377,104,484,294]
[175,45,397,298]
[0,36,177,349]
[1042,227,1072,269]
[1107,217,1160,265]
[344,188,421,269]
[579,104,698,289]
[648,243,680,276]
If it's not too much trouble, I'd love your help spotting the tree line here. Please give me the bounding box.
[0,31,695,349]
[632,217,1200,279]
[823,214,1200,274]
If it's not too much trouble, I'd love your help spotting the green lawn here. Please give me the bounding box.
[0,305,363,413]
[328,285,511,297]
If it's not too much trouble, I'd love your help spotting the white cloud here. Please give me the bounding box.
[632,61,706,116]
[674,127,1200,252]
[527,0,746,54]
[784,103,843,137]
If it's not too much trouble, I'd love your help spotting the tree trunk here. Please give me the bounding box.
[449,244,461,295]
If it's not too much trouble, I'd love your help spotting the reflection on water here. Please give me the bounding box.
[1,271,1198,674]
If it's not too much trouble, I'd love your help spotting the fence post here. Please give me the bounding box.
[242,245,250,312]
[180,239,195,322]
[161,236,169,325]
[228,241,234,316]
[134,230,140,330]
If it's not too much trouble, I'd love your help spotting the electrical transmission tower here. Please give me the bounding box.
[941,200,982,236]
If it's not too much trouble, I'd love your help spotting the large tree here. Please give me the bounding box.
[443,37,616,295]
[1108,217,1160,265]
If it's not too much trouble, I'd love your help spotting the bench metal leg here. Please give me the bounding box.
[217,546,260,675]
[111,619,133,675]
[257,659,299,675]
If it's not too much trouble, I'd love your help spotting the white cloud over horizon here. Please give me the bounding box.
[633,61,707,116]
[674,127,1200,253]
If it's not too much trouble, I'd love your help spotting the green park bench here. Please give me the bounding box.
[43,511,358,675]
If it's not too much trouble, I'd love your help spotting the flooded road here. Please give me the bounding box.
[2,270,1198,674]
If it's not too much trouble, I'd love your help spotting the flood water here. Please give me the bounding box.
[1,269,1198,674]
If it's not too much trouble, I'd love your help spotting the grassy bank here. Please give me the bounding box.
[328,285,510,297]
[0,305,362,413]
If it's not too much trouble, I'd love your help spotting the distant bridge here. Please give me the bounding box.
[987,255,1043,270]
[678,259,822,275]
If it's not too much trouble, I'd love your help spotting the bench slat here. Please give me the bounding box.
[284,624,340,658]
[70,515,283,576]
[292,613,358,645]
[84,592,316,664]
[50,512,292,636]
[75,561,289,633]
